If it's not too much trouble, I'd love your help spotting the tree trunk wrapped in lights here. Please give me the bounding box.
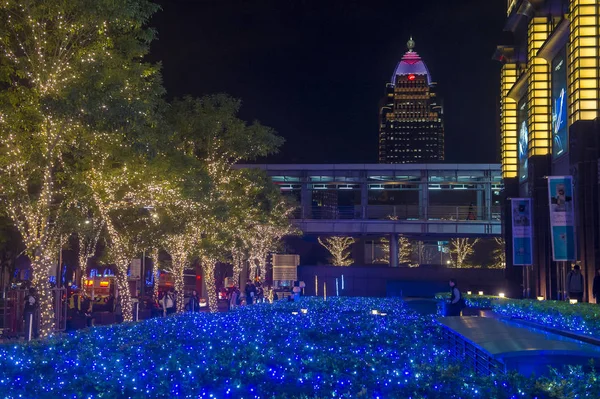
[30,249,59,337]
[201,257,218,312]
[231,248,245,288]
[151,248,161,301]
[96,213,136,322]
[163,234,193,313]
[78,217,104,284]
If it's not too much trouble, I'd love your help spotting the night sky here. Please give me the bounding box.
[149,0,508,164]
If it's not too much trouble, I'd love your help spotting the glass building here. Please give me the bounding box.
[378,38,445,164]
[496,0,600,300]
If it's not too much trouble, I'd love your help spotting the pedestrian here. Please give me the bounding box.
[187,290,200,312]
[293,284,301,301]
[106,293,115,313]
[592,269,600,304]
[245,282,253,305]
[23,288,38,339]
[230,287,238,309]
[161,289,175,315]
[256,283,264,303]
[114,293,123,323]
[273,291,279,301]
[447,279,464,317]
[567,264,585,302]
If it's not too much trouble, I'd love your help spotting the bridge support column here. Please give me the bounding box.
[360,174,368,219]
[485,173,492,220]
[389,233,399,267]
[301,181,311,219]
[477,190,484,220]
[419,175,428,220]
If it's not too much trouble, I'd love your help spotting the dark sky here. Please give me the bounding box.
[150,0,507,164]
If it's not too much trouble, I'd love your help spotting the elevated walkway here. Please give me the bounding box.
[437,316,600,376]
[293,219,500,237]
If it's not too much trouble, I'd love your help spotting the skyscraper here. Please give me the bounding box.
[378,38,444,164]
[496,0,600,301]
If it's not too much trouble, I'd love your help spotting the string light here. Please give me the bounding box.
[318,236,355,266]
[0,297,595,397]
[435,292,600,338]
[0,0,161,336]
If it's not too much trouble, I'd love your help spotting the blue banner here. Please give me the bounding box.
[548,176,576,261]
[511,198,533,265]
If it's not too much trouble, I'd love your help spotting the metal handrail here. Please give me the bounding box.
[295,205,501,221]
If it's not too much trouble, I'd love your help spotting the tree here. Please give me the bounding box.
[376,237,391,264]
[491,238,506,269]
[399,237,413,265]
[376,236,413,265]
[318,236,355,266]
[150,248,161,301]
[449,238,480,268]
[0,0,161,336]
[414,241,426,267]
[85,161,163,322]
[160,95,291,311]
[77,214,104,282]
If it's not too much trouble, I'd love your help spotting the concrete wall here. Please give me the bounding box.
[298,265,511,298]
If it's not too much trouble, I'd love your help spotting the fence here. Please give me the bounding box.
[1,287,67,339]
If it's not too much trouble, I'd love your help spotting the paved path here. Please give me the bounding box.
[438,316,600,375]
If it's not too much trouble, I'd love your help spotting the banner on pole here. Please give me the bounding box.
[511,198,533,265]
[548,176,576,261]
[130,259,141,280]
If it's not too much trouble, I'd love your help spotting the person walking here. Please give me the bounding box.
[592,269,600,304]
[230,287,238,310]
[187,290,200,312]
[23,288,38,339]
[567,264,585,302]
[164,289,175,315]
[447,279,464,317]
[114,293,123,323]
[245,282,254,305]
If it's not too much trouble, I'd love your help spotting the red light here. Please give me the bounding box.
[408,74,416,81]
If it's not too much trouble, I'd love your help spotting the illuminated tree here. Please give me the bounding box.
[376,236,413,265]
[449,238,480,268]
[161,95,291,309]
[0,0,161,336]
[318,236,355,266]
[77,215,104,283]
[85,162,163,322]
[414,241,425,267]
[399,237,413,265]
[150,248,161,301]
[491,237,506,269]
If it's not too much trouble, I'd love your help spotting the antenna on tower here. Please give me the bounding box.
[407,36,415,52]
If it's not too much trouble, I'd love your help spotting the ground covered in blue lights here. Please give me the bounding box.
[1,297,599,398]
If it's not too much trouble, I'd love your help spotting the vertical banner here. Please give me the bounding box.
[130,259,141,280]
[548,176,576,261]
[511,198,533,265]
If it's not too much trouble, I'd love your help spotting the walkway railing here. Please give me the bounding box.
[294,205,501,221]
[1,288,67,339]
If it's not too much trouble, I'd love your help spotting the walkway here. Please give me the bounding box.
[438,316,600,376]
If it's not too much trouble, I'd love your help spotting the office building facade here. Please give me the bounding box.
[379,38,445,164]
[496,0,600,300]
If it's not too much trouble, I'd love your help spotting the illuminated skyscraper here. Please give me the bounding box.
[378,38,444,163]
[496,0,600,301]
